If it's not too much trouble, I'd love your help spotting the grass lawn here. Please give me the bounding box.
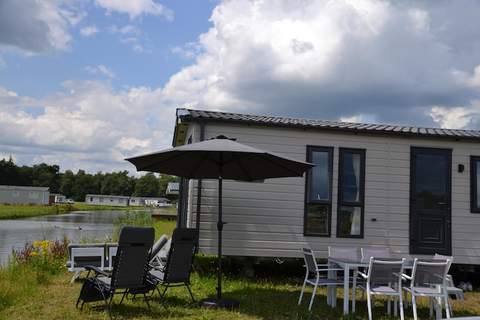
[0,204,74,220]
[0,202,175,220]
[1,263,480,320]
[1,218,479,319]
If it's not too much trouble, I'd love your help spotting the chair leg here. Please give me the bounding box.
[399,293,405,320]
[119,291,128,305]
[308,282,318,311]
[298,276,307,305]
[352,270,357,313]
[186,284,195,302]
[367,291,373,320]
[444,291,451,319]
[143,293,151,311]
[412,294,418,320]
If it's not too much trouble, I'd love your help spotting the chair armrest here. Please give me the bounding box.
[401,274,412,280]
[317,268,344,272]
[357,271,368,279]
[85,265,109,277]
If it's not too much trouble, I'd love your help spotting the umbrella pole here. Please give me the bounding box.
[217,176,223,301]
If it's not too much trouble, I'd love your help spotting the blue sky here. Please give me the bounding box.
[1,0,480,173]
[0,1,216,98]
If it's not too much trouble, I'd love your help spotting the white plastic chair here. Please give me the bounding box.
[68,246,104,283]
[402,258,452,320]
[106,244,118,270]
[298,248,343,311]
[358,257,406,320]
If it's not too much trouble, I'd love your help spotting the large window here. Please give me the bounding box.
[304,146,333,236]
[337,148,365,238]
[471,156,480,213]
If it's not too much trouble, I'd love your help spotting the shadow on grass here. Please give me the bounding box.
[223,286,480,320]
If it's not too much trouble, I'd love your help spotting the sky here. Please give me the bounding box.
[1,0,480,174]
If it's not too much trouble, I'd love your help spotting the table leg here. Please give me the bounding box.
[343,264,350,315]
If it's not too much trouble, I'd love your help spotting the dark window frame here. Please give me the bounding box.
[304,145,333,237]
[471,156,480,213]
[336,148,366,238]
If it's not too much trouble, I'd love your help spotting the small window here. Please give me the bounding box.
[471,156,480,213]
[304,146,333,236]
[337,148,365,238]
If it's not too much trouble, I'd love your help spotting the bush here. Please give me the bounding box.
[0,238,69,311]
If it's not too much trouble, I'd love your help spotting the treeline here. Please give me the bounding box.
[0,158,179,202]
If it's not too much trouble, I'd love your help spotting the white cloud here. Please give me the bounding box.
[159,0,480,128]
[0,82,178,172]
[85,65,115,78]
[94,0,173,20]
[80,25,99,37]
[0,0,85,53]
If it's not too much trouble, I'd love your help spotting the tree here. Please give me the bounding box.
[60,170,76,198]
[32,163,61,192]
[133,173,160,197]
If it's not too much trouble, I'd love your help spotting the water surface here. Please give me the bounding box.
[0,210,126,265]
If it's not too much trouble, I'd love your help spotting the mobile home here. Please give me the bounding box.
[85,194,129,207]
[173,108,480,265]
[129,196,170,207]
[0,185,50,205]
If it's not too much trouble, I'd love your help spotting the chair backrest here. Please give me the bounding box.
[110,226,155,289]
[367,257,405,288]
[411,258,451,288]
[361,247,390,262]
[149,235,169,263]
[302,248,318,275]
[328,246,359,261]
[434,253,453,263]
[163,228,197,283]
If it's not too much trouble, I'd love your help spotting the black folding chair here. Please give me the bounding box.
[76,226,155,317]
[148,228,197,304]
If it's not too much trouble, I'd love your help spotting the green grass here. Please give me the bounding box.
[1,255,480,320]
[0,202,176,220]
[2,217,478,319]
[0,204,74,220]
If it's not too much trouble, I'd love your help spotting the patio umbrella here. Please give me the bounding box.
[125,135,313,308]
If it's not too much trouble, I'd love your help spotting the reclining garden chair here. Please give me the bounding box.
[76,226,155,317]
[146,228,198,304]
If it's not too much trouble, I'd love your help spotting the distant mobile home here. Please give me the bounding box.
[0,185,50,205]
[166,182,180,195]
[85,194,129,207]
[50,193,66,204]
[173,108,480,265]
[129,196,170,206]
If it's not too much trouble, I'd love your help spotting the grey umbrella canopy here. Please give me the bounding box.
[126,136,312,180]
[126,135,313,308]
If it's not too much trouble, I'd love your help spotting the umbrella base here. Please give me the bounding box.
[200,298,240,310]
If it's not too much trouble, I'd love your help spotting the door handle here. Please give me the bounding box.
[437,202,446,205]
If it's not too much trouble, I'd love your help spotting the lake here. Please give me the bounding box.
[0,210,126,265]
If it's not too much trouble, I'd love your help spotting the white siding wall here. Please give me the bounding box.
[185,122,480,265]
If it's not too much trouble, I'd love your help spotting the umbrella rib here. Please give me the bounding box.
[188,152,211,178]
[235,158,253,181]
